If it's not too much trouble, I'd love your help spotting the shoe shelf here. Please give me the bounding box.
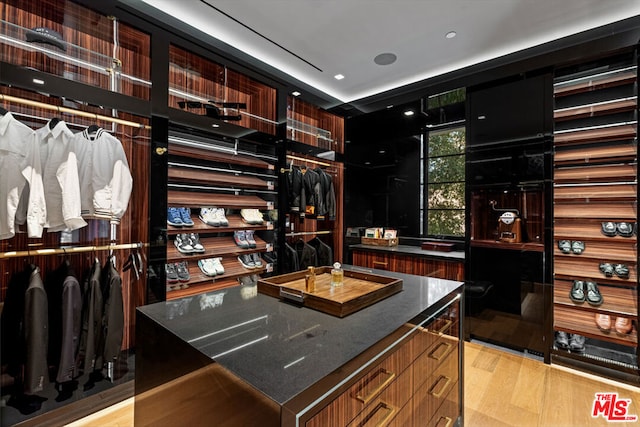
[168,260,266,290]
[554,306,637,347]
[554,280,638,317]
[167,235,269,261]
[554,164,637,184]
[469,239,544,252]
[168,142,275,171]
[168,167,271,189]
[553,69,636,97]
[166,276,240,299]
[554,258,637,285]
[167,214,271,236]
[554,97,637,121]
[168,190,271,210]
[554,202,637,220]
[553,124,637,146]
[554,142,637,166]
[554,219,637,243]
[553,183,637,202]
[553,241,637,263]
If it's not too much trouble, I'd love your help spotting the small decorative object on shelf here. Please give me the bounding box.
[331,262,343,287]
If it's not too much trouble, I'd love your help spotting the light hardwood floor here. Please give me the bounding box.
[66,342,640,426]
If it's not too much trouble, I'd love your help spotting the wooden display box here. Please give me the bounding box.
[360,237,398,247]
[257,267,403,317]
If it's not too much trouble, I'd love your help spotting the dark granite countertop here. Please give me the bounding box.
[350,243,465,260]
[137,266,462,405]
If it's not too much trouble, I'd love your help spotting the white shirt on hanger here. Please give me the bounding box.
[34,120,87,232]
[0,112,46,239]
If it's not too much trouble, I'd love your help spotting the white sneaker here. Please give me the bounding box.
[212,257,225,275]
[215,208,229,226]
[198,258,217,276]
[200,207,220,226]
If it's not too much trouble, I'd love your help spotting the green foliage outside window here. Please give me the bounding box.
[427,127,465,237]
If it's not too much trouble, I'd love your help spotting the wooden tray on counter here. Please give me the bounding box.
[257,267,403,317]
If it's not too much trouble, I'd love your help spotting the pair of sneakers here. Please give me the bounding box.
[200,207,229,227]
[197,257,225,277]
[166,261,190,288]
[240,209,264,225]
[238,253,263,269]
[234,230,256,249]
[168,207,194,227]
[174,233,205,254]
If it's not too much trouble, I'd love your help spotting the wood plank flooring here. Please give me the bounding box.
[66,342,640,426]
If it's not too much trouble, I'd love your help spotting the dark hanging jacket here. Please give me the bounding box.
[294,239,318,270]
[101,260,124,375]
[301,167,322,218]
[23,266,48,394]
[284,242,300,273]
[77,260,102,373]
[288,166,304,214]
[57,271,82,383]
[309,237,333,266]
[315,168,336,220]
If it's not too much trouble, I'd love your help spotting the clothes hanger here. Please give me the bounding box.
[49,117,61,129]
[87,124,100,135]
[0,106,7,115]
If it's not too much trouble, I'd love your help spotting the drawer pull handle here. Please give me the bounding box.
[429,375,452,399]
[372,261,388,267]
[428,342,453,361]
[360,401,397,427]
[354,369,396,404]
[435,416,453,427]
[434,319,452,335]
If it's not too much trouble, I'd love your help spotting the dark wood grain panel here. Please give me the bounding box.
[554,280,637,316]
[554,98,637,121]
[553,183,637,201]
[554,202,637,220]
[351,251,464,281]
[554,72,636,97]
[554,305,637,347]
[168,166,269,188]
[554,142,637,165]
[168,142,274,169]
[168,190,269,209]
[554,257,637,285]
[287,97,344,154]
[554,164,637,183]
[554,125,636,145]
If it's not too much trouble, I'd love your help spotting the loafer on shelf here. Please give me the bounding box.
[601,221,617,237]
[614,317,633,335]
[571,241,585,255]
[595,313,611,332]
[616,222,635,237]
[614,264,629,279]
[585,281,603,306]
[557,240,571,254]
[599,262,614,277]
[569,280,585,303]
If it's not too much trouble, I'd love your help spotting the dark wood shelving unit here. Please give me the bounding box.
[554,124,637,145]
[554,142,637,165]
[166,258,267,293]
[554,257,637,285]
[554,164,637,183]
[553,183,637,201]
[167,214,272,236]
[554,98,637,120]
[554,201,637,220]
[168,167,271,189]
[168,190,271,209]
[553,241,637,263]
[554,219,638,243]
[167,235,268,261]
[554,281,637,317]
[169,143,275,170]
[554,70,637,97]
[554,305,637,347]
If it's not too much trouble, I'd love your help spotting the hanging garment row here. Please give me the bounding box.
[0,254,132,413]
[0,111,133,241]
[283,236,334,273]
[284,164,336,220]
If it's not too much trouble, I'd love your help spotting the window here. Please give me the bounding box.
[425,126,465,237]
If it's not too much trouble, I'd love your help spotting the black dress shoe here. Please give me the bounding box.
[569,280,585,303]
[585,281,603,306]
[614,264,629,279]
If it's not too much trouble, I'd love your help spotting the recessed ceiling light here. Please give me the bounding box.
[291,91,301,97]
[32,78,45,85]
[378,150,386,154]
[364,161,371,165]
[334,74,345,80]
[374,52,397,66]
[404,110,415,116]
[386,104,394,109]
[212,124,220,128]
[445,31,457,39]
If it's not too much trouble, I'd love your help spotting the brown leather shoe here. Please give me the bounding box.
[595,313,611,332]
[615,317,633,335]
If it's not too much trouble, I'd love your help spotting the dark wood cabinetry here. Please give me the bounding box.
[352,248,464,281]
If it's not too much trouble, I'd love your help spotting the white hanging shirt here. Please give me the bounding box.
[34,121,87,232]
[0,112,46,239]
[74,128,132,224]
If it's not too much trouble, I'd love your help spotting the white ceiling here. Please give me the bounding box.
[140,0,640,103]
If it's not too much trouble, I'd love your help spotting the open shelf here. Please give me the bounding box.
[166,276,240,299]
[167,235,269,261]
[554,201,637,220]
[169,167,271,189]
[169,142,275,170]
[554,219,637,243]
[553,240,637,263]
[554,124,636,146]
[554,98,637,121]
[554,142,637,166]
[167,214,271,236]
[469,239,544,252]
[168,190,271,209]
[554,257,637,285]
[167,259,267,289]
[554,305,637,347]
[554,164,637,184]
[553,183,637,201]
[554,70,637,97]
[554,280,637,317]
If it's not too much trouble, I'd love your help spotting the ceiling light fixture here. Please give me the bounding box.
[212,124,220,128]
[334,74,345,80]
[364,161,371,165]
[378,150,386,154]
[374,52,397,66]
[404,110,415,116]
[291,91,301,96]
[445,31,457,39]
[386,104,394,109]
[32,78,45,85]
